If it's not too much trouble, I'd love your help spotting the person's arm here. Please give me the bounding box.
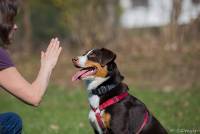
[0,38,62,106]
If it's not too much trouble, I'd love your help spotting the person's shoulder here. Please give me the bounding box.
[0,47,10,58]
[0,47,5,52]
[0,47,8,55]
[0,47,14,70]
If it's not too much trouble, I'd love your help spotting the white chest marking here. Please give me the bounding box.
[88,94,104,134]
[88,94,100,108]
[86,77,110,91]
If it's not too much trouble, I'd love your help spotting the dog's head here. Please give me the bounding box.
[72,48,123,83]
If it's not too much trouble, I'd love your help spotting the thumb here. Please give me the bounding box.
[41,51,45,58]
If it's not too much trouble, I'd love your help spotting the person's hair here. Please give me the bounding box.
[0,0,18,48]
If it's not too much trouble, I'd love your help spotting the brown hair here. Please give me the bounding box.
[0,0,18,47]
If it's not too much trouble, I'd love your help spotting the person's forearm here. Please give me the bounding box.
[23,38,61,106]
[0,38,61,106]
[31,66,52,106]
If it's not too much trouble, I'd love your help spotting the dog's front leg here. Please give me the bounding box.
[89,120,101,134]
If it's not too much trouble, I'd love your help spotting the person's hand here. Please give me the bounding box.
[41,38,62,71]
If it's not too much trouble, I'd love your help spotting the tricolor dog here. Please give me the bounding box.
[72,48,167,134]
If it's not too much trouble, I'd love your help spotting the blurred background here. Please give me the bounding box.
[11,0,200,90]
[1,0,200,133]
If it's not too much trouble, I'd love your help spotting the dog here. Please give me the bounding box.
[72,48,168,134]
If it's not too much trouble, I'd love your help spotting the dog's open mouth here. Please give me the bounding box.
[72,66,97,81]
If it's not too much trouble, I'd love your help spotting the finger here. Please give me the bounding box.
[54,40,61,54]
[41,51,43,58]
[56,46,62,58]
[50,38,59,55]
[46,41,53,57]
[47,38,57,55]
[55,40,60,51]
[47,38,54,52]
[52,37,58,46]
[50,38,57,50]
[41,51,45,59]
[53,38,59,48]
[54,47,62,64]
[56,41,61,53]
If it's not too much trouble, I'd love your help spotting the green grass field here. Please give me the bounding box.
[0,85,199,134]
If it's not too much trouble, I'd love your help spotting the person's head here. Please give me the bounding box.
[0,0,19,48]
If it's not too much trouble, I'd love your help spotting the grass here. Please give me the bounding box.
[0,85,199,134]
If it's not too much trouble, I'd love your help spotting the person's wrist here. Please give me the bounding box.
[40,64,53,73]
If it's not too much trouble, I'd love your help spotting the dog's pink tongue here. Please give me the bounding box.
[72,70,88,82]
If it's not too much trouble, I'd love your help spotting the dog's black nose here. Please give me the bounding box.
[72,57,78,62]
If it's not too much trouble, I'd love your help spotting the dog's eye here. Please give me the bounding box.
[89,53,96,58]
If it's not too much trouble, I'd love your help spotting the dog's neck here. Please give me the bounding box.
[85,77,110,92]
[85,75,127,109]
[85,77,109,109]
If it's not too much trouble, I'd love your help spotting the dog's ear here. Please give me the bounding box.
[100,48,116,66]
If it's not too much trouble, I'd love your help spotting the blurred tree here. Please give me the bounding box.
[21,0,32,54]
[170,0,182,49]
[131,0,149,7]
[14,0,121,50]
[29,0,69,49]
[52,0,120,49]
[192,0,200,4]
